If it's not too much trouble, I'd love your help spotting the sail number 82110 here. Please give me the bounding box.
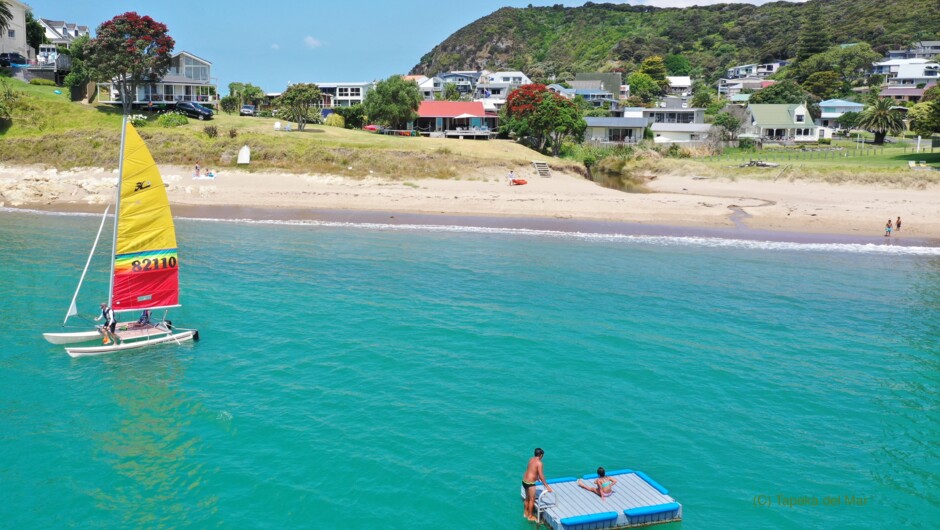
[131,257,178,272]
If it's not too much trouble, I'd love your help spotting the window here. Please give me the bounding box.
[183,56,208,81]
[795,114,805,123]
[608,128,634,142]
[7,29,14,38]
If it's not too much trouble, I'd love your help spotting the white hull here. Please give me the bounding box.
[66,330,197,358]
[43,330,103,345]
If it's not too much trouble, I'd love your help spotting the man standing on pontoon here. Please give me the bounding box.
[95,302,118,345]
[522,448,552,522]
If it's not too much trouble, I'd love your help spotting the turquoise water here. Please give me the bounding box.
[1,210,938,529]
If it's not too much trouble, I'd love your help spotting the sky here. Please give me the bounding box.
[25,0,807,94]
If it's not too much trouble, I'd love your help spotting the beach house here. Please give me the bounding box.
[666,76,692,96]
[96,51,218,108]
[744,103,818,142]
[315,82,374,107]
[414,100,497,138]
[818,99,864,129]
[886,41,940,60]
[438,71,482,95]
[584,117,648,144]
[36,18,89,66]
[651,123,713,143]
[0,0,29,60]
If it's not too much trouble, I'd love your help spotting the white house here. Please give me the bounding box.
[888,61,940,87]
[745,103,818,142]
[0,0,29,59]
[584,117,648,143]
[725,61,786,79]
[886,41,940,60]
[666,76,692,95]
[474,70,532,101]
[417,76,443,100]
[97,51,218,107]
[36,18,90,66]
[314,82,374,107]
[651,123,712,143]
[818,99,864,129]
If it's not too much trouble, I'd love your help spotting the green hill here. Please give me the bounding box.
[410,0,940,81]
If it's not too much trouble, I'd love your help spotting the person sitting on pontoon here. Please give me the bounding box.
[578,467,617,499]
[134,309,151,327]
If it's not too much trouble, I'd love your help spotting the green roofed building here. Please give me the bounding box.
[744,103,818,142]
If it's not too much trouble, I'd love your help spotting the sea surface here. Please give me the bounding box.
[1,210,938,529]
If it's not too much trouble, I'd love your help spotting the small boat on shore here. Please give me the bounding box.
[42,117,199,357]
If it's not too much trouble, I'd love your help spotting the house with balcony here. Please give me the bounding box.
[473,71,532,101]
[438,71,482,95]
[547,83,617,108]
[744,103,818,142]
[818,99,864,129]
[314,82,373,107]
[880,85,934,103]
[718,78,776,97]
[0,0,29,60]
[97,51,218,107]
[887,61,940,87]
[584,117,648,144]
[414,100,497,138]
[415,76,444,100]
[666,76,692,95]
[886,41,940,60]
[37,18,90,66]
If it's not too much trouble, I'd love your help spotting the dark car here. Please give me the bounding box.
[240,104,256,116]
[0,53,28,67]
[175,101,214,120]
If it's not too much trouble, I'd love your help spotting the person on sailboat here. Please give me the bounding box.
[134,309,151,328]
[95,302,118,344]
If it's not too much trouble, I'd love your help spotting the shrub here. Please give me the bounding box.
[818,138,831,145]
[738,138,756,149]
[228,127,238,138]
[258,110,273,118]
[29,78,57,86]
[157,112,188,128]
[128,114,147,127]
[203,125,218,138]
[324,113,345,128]
[0,67,11,78]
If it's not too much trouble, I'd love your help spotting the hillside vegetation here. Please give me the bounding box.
[411,0,940,80]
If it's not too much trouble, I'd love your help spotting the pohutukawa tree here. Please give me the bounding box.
[86,12,175,115]
[503,84,586,155]
[276,83,322,131]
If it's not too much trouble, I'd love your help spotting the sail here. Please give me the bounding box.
[111,122,180,311]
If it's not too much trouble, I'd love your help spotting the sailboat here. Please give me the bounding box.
[43,117,199,357]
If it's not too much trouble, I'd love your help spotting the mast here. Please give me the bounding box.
[108,116,129,307]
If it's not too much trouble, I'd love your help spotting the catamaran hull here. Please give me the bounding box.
[66,330,197,358]
[43,330,105,345]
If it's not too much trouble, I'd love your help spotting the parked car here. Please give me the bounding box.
[175,101,214,120]
[0,53,28,67]
[240,104,256,116]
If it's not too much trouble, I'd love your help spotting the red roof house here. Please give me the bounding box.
[417,101,486,118]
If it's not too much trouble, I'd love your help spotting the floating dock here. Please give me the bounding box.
[521,469,681,529]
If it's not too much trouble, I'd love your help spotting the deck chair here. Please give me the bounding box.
[909,161,917,169]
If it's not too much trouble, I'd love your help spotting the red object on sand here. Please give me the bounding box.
[511,179,527,186]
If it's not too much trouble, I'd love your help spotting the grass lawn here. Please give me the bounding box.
[0,79,558,177]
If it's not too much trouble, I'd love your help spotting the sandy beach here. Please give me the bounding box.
[1,163,938,241]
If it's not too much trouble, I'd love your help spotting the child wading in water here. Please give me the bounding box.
[885,219,893,237]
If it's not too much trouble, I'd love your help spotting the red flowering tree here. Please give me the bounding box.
[86,12,175,115]
[503,84,585,155]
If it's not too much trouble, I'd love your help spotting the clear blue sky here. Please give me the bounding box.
[25,0,802,94]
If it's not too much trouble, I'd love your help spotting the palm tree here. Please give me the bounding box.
[858,97,906,145]
[0,1,13,34]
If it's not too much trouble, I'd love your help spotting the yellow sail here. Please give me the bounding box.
[112,122,180,310]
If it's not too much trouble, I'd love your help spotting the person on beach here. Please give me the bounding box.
[508,170,515,185]
[885,219,893,237]
[95,302,118,345]
[522,448,552,522]
[194,163,200,178]
[578,467,617,499]
[896,216,902,232]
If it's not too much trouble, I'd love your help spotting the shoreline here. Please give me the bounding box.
[10,203,939,248]
[2,164,938,244]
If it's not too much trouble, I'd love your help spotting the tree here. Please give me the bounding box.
[836,111,861,131]
[858,98,905,145]
[749,80,821,119]
[639,55,668,91]
[25,10,45,54]
[229,81,264,106]
[626,72,660,104]
[219,95,238,114]
[796,3,827,62]
[802,71,843,100]
[712,110,743,140]
[908,102,940,137]
[85,12,175,115]
[0,78,20,120]
[437,82,461,101]
[793,43,881,85]
[61,35,91,90]
[691,90,713,110]
[363,75,421,128]
[503,84,585,155]
[0,1,12,34]
[332,104,366,129]
[664,54,691,76]
[275,83,321,131]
